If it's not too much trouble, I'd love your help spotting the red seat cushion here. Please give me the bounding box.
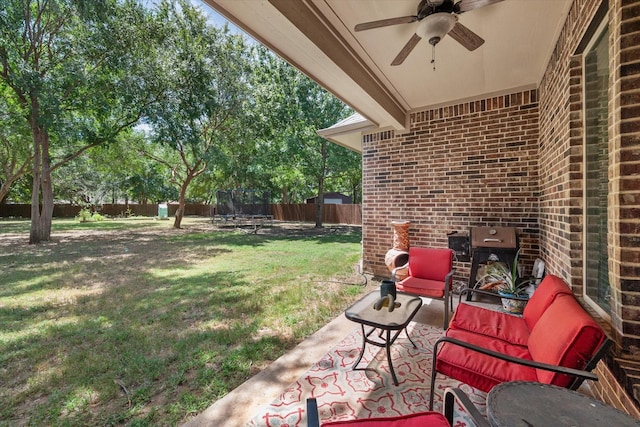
[322,411,450,427]
[448,302,531,346]
[436,328,537,392]
[396,276,445,298]
[528,294,606,386]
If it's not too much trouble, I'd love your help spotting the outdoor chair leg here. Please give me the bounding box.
[307,398,320,427]
[443,388,489,427]
[429,343,439,410]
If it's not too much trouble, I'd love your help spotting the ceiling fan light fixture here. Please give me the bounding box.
[416,13,457,45]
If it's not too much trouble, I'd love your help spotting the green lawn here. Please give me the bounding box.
[0,217,365,426]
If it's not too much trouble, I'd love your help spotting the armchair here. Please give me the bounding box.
[392,247,455,329]
[428,275,610,410]
[306,387,488,427]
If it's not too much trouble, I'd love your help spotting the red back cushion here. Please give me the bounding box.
[523,274,573,330]
[407,247,453,282]
[528,294,606,386]
[448,302,531,346]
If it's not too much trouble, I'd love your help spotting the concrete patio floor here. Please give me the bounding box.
[184,282,451,427]
[183,286,595,427]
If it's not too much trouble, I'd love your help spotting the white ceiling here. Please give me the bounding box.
[204,0,572,151]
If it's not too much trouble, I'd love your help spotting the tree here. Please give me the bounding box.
[0,0,163,242]
[0,82,32,202]
[250,48,355,226]
[324,145,362,204]
[144,0,251,229]
[51,130,175,205]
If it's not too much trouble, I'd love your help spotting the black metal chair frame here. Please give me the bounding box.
[429,288,613,410]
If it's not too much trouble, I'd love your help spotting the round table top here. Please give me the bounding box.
[487,381,640,427]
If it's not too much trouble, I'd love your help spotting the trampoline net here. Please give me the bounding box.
[215,189,270,216]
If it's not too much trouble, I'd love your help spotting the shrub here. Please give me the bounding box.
[76,208,105,222]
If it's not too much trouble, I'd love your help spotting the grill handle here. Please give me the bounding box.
[483,238,503,243]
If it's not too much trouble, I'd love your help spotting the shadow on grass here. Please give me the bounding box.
[0,218,167,234]
[0,269,287,426]
[0,219,362,425]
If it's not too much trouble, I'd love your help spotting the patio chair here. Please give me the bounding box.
[392,247,455,329]
[428,274,610,410]
[306,387,488,426]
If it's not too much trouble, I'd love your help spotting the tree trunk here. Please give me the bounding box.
[174,204,183,229]
[315,141,327,228]
[174,188,184,229]
[173,175,193,229]
[29,113,54,244]
[315,194,323,228]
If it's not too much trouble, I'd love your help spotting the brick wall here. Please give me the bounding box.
[610,0,640,358]
[537,0,640,412]
[538,0,603,293]
[361,0,640,415]
[592,362,640,419]
[362,91,541,282]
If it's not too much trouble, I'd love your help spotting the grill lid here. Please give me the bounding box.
[470,227,517,249]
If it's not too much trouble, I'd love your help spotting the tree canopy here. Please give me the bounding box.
[0,0,361,237]
[1,0,165,242]
[143,0,252,228]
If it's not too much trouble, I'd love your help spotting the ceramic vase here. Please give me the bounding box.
[499,291,528,315]
[384,220,410,280]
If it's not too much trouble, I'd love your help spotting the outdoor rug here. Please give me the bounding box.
[248,322,487,426]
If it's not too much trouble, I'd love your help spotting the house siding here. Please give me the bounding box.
[361,0,640,415]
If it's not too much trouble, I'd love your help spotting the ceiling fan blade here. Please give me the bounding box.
[456,0,504,13]
[354,16,417,32]
[391,33,422,66]
[448,22,484,51]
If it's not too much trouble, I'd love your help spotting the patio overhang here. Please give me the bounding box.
[316,113,376,152]
[204,0,573,153]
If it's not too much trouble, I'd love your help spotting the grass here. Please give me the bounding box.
[0,217,366,426]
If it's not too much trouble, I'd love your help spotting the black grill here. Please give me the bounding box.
[467,226,519,293]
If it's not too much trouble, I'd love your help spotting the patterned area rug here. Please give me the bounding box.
[248,322,486,426]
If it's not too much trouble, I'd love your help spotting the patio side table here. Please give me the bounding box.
[344,291,422,386]
[487,381,640,426]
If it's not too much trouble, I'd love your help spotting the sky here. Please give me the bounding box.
[141,0,246,37]
[191,0,231,28]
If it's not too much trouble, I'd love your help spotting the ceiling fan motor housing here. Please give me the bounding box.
[418,0,460,18]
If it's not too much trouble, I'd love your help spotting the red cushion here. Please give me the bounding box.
[322,411,449,427]
[436,328,537,392]
[528,294,606,386]
[448,302,531,346]
[407,247,453,281]
[523,274,572,331]
[396,276,445,298]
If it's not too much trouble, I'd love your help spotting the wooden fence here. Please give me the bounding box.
[0,203,212,218]
[269,204,361,225]
[0,203,362,225]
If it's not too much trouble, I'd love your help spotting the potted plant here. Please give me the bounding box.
[476,250,532,314]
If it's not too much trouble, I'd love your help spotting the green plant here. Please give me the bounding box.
[477,250,532,297]
[75,208,105,222]
[76,208,92,222]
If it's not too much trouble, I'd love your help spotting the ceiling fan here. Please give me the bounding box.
[354,0,504,66]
